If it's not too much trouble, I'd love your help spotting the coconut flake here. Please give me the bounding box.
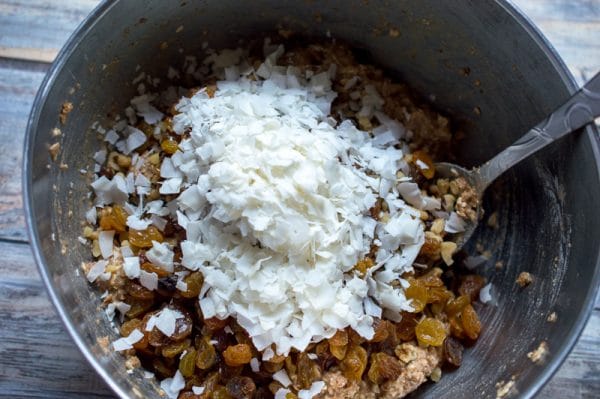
[98,230,115,259]
[91,175,129,206]
[123,256,141,279]
[85,207,97,224]
[160,370,185,399]
[86,260,108,282]
[275,389,292,399]
[479,283,496,304]
[273,369,292,387]
[146,241,174,272]
[445,212,466,233]
[160,177,183,194]
[250,357,261,372]
[298,381,326,399]
[192,386,205,395]
[112,328,144,351]
[146,307,184,336]
[139,270,158,291]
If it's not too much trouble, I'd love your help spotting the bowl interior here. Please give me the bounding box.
[26,1,600,398]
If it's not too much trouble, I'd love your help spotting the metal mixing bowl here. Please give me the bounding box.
[24,1,600,398]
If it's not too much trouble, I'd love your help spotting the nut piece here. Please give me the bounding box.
[516,272,533,287]
[527,341,549,364]
[440,241,457,266]
[430,218,445,235]
[547,312,557,323]
[59,101,73,124]
[48,142,60,161]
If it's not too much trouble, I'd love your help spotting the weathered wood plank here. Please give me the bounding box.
[0,0,97,62]
[0,60,48,243]
[0,241,113,398]
[0,238,598,398]
[514,0,600,85]
[540,311,600,399]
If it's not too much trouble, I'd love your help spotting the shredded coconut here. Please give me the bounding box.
[167,46,429,355]
[112,328,144,351]
[145,307,185,337]
[160,370,185,399]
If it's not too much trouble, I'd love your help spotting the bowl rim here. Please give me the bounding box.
[23,1,600,398]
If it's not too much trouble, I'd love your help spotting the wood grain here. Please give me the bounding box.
[515,0,600,85]
[0,240,114,398]
[0,0,97,62]
[0,60,47,243]
[0,1,598,398]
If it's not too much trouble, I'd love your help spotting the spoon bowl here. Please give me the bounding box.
[437,71,600,250]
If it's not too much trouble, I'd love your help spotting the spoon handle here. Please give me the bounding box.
[475,72,600,190]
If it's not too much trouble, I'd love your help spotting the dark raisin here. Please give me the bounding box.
[458,275,486,302]
[226,376,256,399]
[443,337,464,367]
[157,275,178,296]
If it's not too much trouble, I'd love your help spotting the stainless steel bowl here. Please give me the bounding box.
[24,1,600,398]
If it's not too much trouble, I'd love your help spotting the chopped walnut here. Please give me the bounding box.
[516,272,533,287]
[527,341,549,364]
[48,142,60,161]
[496,378,517,399]
[454,177,478,222]
[60,101,74,124]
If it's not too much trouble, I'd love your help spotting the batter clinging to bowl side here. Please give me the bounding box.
[81,38,483,399]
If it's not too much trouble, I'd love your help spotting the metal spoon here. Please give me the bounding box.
[436,72,600,249]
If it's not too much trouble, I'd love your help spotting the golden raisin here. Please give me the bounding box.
[445,295,470,317]
[396,312,418,341]
[419,231,442,259]
[367,352,403,384]
[203,317,229,331]
[415,317,447,347]
[178,348,197,377]
[296,352,318,389]
[126,282,155,301]
[370,319,390,343]
[354,258,374,276]
[212,386,233,399]
[162,339,190,358]
[405,278,428,312]
[340,345,367,381]
[161,139,179,155]
[418,267,444,287]
[461,304,481,340]
[411,150,435,179]
[458,275,486,302]
[99,205,128,232]
[195,337,217,370]
[449,316,465,339]
[120,318,148,350]
[205,85,217,98]
[128,226,164,248]
[329,329,349,347]
[223,344,253,367]
[125,299,153,318]
[427,287,453,304]
[330,344,347,361]
[180,272,204,299]
[141,262,170,278]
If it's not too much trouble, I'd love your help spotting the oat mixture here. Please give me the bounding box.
[81,39,483,399]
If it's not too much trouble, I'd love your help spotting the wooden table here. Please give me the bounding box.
[0,1,598,397]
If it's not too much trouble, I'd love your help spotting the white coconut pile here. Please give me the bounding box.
[90,44,469,368]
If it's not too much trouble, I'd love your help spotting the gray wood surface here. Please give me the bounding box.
[0,1,598,398]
